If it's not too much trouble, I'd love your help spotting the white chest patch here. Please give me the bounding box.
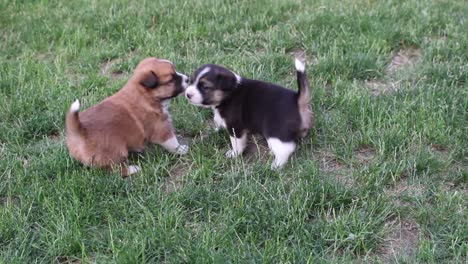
[213,108,226,130]
[162,100,172,121]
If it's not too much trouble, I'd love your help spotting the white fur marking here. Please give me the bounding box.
[70,100,80,112]
[177,72,189,89]
[161,100,172,121]
[226,133,247,158]
[213,108,226,130]
[185,67,211,105]
[161,136,188,155]
[267,138,296,169]
[295,58,305,73]
[195,67,211,84]
[234,73,242,85]
[127,165,141,175]
[185,85,204,105]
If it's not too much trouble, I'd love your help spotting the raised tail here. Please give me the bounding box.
[295,59,312,137]
[65,100,83,136]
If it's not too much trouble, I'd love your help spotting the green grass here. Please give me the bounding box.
[1,0,467,262]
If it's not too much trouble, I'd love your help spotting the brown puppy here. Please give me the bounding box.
[65,58,189,176]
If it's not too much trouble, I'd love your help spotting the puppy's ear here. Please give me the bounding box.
[216,71,237,90]
[140,71,159,89]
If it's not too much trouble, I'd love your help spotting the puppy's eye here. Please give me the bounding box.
[199,83,211,90]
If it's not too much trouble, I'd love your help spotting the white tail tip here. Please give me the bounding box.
[70,100,80,112]
[295,58,305,73]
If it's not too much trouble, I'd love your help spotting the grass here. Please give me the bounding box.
[0,0,466,262]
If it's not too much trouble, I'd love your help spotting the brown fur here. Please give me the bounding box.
[65,58,187,176]
[298,82,312,138]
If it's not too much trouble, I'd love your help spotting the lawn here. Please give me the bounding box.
[0,0,467,263]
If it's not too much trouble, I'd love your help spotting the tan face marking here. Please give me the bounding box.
[198,77,215,88]
[132,58,186,100]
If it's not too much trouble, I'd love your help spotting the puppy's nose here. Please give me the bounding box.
[186,93,192,99]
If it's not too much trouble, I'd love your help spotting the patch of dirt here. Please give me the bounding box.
[430,144,448,154]
[164,162,189,193]
[1,196,20,207]
[353,145,376,166]
[161,134,191,193]
[365,79,400,96]
[365,48,421,96]
[316,150,355,188]
[36,52,55,62]
[98,49,138,80]
[66,71,86,87]
[56,256,80,264]
[378,217,420,263]
[332,170,355,189]
[286,47,320,66]
[386,48,421,75]
[423,35,448,46]
[99,58,125,80]
[316,150,343,172]
[287,47,307,62]
[429,143,450,157]
[384,177,426,207]
[0,143,5,156]
[48,131,62,141]
[36,52,85,86]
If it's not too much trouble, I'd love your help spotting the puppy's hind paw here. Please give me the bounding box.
[175,144,189,155]
[127,165,141,175]
[225,149,240,158]
[270,162,283,170]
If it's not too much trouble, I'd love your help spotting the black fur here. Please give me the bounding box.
[170,73,185,98]
[190,64,305,142]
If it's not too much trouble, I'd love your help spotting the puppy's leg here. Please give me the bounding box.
[160,135,189,155]
[110,151,141,177]
[267,138,296,169]
[225,130,247,158]
[117,164,141,177]
[213,108,225,132]
[150,121,188,155]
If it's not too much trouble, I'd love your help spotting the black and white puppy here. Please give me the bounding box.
[185,59,312,168]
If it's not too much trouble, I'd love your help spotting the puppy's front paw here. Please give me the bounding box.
[270,162,282,170]
[127,165,141,175]
[225,149,240,158]
[175,144,189,155]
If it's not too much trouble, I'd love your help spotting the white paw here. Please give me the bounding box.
[127,165,141,175]
[225,149,240,158]
[270,160,285,170]
[175,144,189,155]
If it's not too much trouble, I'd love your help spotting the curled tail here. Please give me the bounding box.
[65,100,83,136]
[295,59,312,137]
